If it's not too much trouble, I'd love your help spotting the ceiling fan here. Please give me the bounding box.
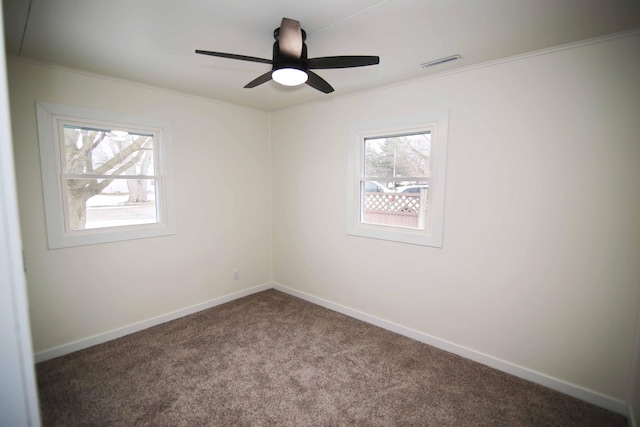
[196,18,380,94]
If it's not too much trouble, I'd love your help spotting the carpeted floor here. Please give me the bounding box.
[36,289,627,426]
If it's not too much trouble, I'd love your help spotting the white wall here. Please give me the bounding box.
[8,58,272,354]
[271,34,640,401]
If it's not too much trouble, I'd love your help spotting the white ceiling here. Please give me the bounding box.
[3,0,640,111]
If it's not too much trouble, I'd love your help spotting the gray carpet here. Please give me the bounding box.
[36,289,627,426]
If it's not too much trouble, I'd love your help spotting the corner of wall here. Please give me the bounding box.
[267,111,274,283]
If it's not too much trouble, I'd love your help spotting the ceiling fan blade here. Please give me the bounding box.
[195,50,272,65]
[278,18,303,58]
[244,71,273,88]
[308,55,380,69]
[306,71,334,94]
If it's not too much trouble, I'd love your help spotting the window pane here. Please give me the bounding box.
[63,125,155,176]
[364,132,431,178]
[361,180,429,230]
[66,178,158,230]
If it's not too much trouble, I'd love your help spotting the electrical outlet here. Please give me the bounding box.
[233,270,239,280]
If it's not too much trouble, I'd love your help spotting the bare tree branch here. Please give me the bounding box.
[93,136,150,176]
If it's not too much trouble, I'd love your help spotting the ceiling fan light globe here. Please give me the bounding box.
[272,68,308,86]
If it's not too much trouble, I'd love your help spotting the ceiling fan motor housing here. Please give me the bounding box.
[271,40,308,73]
[273,27,307,43]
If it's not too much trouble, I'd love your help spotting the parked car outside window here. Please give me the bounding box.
[365,181,387,192]
[395,184,429,193]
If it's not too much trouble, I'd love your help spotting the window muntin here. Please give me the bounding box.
[347,112,448,247]
[37,102,176,249]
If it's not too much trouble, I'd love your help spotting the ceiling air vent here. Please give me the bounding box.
[421,54,462,69]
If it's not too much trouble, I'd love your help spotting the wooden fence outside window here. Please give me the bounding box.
[363,192,427,229]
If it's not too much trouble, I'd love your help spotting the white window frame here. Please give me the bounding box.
[36,101,176,249]
[347,111,449,247]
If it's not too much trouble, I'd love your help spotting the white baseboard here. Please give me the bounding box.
[33,281,631,421]
[272,283,630,418]
[34,283,272,363]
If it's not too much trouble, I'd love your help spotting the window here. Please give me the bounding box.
[347,111,449,247]
[36,102,176,249]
